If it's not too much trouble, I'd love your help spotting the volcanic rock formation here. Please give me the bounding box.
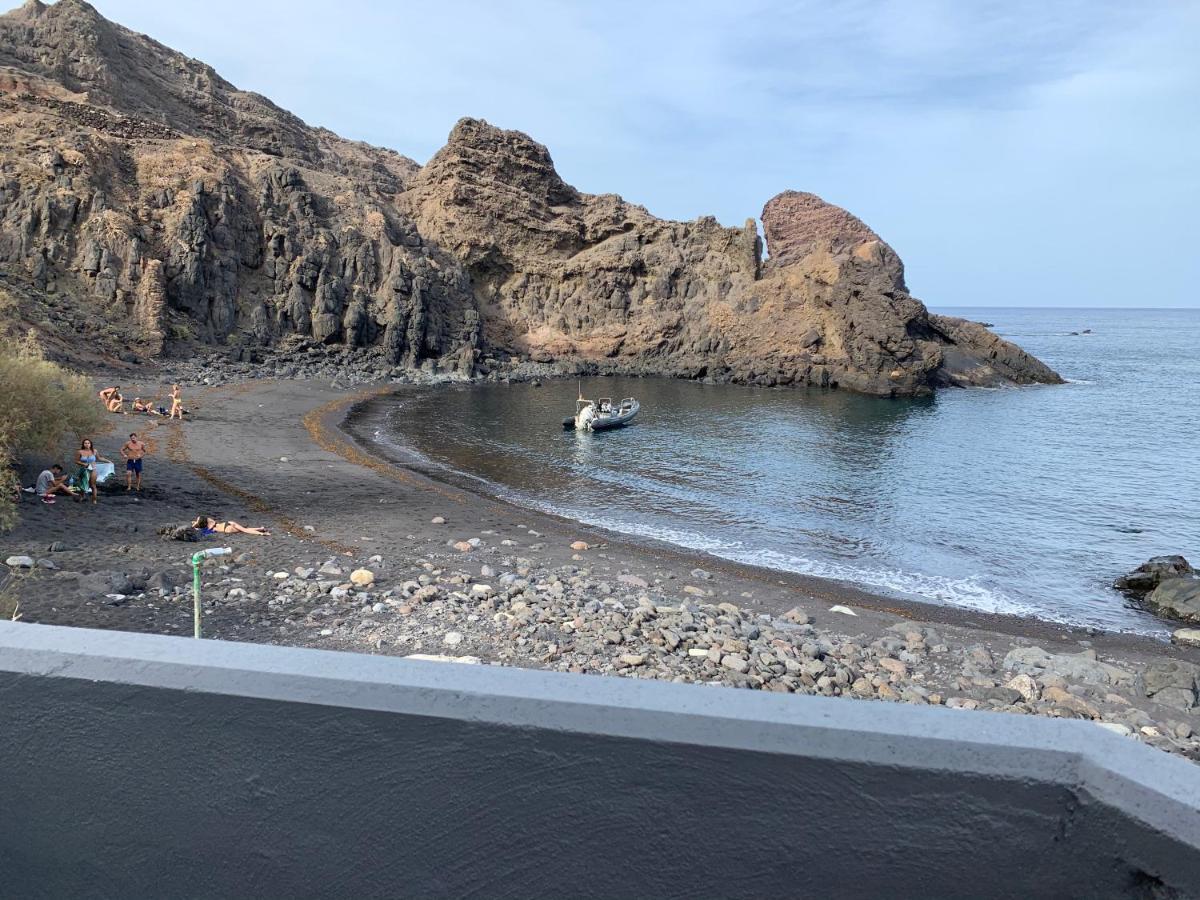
[0,0,1061,395]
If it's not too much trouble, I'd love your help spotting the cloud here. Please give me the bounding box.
[86,0,1200,307]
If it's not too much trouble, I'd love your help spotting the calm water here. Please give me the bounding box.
[361,308,1199,635]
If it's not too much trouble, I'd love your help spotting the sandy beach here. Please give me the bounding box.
[3,374,1198,759]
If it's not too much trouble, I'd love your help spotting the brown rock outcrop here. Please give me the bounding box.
[0,0,1062,395]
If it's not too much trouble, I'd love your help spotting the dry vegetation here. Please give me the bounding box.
[0,305,104,530]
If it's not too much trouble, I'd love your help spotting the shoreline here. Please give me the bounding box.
[334,385,1172,655]
[1,375,1197,760]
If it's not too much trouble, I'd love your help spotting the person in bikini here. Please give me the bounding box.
[191,515,271,537]
[75,439,112,504]
[99,386,124,414]
[121,432,147,492]
[169,384,184,420]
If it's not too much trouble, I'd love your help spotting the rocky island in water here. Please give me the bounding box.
[1,0,1198,770]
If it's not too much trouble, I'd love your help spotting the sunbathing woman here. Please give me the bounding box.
[191,515,272,537]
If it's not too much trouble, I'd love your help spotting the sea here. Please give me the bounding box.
[359,308,1199,636]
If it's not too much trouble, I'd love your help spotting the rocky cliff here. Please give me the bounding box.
[0,0,1061,395]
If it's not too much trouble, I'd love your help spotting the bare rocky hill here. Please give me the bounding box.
[0,0,1061,395]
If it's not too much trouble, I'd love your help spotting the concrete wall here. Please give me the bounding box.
[1,621,1198,899]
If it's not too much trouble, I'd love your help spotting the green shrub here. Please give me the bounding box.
[0,331,104,530]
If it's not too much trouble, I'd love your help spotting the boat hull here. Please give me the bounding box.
[586,401,640,431]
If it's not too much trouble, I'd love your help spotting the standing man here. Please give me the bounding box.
[121,432,147,492]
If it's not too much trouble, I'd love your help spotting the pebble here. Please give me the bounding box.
[443,631,464,647]
[570,541,590,551]
[781,606,810,625]
[1005,673,1040,703]
[350,569,376,587]
[4,555,34,568]
[431,516,446,525]
[828,605,857,616]
[1096,722,1133,737]
[453,541,473,553]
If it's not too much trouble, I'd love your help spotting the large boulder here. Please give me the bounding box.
[1143,577,1200,625]
[1002,646,1135,688]
[1114,555,1193,593]
[1142,660,1199,711]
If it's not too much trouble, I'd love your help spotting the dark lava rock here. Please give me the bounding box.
[1115,555,1193,593]
[1143,577,1200,625]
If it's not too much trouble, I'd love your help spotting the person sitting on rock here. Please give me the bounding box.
[35,464,75,504]
[191,515,271,537]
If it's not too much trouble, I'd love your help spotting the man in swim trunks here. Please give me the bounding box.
[121,432,146,492]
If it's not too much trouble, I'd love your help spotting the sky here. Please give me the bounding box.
[86,0,1200,309]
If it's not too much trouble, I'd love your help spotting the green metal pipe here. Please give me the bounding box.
[190,547,232,639]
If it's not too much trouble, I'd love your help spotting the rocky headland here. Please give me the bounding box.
[0,0,1061,396]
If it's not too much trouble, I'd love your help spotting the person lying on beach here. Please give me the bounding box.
[191,515,271,537]
[35,464,76,504]
[131,397,162,415]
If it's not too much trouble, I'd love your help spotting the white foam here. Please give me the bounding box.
[548,507,1055,621]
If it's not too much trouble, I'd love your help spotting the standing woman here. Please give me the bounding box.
[168,384,183,420]
[75,439,113,504]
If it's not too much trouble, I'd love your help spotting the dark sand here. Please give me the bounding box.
[1,376,1192,659]
[2,376,1198,758]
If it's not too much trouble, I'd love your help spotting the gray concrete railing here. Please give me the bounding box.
[1,621,1198,898]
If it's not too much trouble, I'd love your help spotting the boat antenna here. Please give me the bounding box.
[577,378,583,400]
